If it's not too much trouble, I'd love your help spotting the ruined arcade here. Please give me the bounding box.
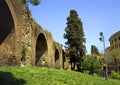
[0,0,63,68]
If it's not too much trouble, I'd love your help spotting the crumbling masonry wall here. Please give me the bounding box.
[0,0,63,68]
[0,0,23,66]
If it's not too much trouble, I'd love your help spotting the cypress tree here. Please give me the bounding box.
[64,10,86,70]
[91,45,100,55]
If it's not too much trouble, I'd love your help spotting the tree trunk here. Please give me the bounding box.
[71,62,75,70]
[73,62,75,70]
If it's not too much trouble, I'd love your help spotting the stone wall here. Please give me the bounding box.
[109,31,120,50]
[0,0,63,68]
[107,31,120,71]
[54,42,63,68]
[0,0,23,66]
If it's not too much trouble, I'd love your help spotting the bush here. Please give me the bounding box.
[81,55,103,75]
[109,71,120,80]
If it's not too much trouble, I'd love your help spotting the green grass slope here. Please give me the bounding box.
[0,67,120,85]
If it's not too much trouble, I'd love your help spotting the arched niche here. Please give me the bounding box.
[35,33,48,66]
[62,49,66,68]
[0,0,14,44]
[55,49,60,68]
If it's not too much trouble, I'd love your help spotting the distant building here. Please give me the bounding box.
[107,31,120,72]
[109,31,120,49]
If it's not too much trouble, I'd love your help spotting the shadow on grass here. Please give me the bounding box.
[0,71,26,85]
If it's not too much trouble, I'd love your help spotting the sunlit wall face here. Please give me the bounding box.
[109,31,120,49]
[0,0,14,45]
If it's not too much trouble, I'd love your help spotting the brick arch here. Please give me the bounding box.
[0,0,17,66]
[0,0,64,67]
[0,0,24,66]
[35,33,49,67]
[0,0,14,44]
[54,43,63,68]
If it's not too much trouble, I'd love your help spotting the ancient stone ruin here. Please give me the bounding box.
[0,0,64,68]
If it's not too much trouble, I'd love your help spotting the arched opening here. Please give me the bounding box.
[55,49,60,68]
[35,33,48,66]
[0,0,14,44]
[62,50,65,69]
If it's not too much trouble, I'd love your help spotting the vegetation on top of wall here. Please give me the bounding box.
[34,21,53,40]
[54,41,61,49]
[44,29,53,38]
[54,41,61,48]
[22,0,53,41]
[35,22,43,30]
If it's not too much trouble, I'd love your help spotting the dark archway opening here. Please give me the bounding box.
[35,34,47,66]
[55,49,59,62]
[55,49,60,68]
[0,0,14,44]
[62,50,66,69]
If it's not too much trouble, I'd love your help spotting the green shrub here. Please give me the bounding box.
[81,55,103,75]
[109,71,120,80]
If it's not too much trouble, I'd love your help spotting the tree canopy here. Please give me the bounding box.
[91,45,100,55]
[22,0,41,6]
[64,10,86,70]
[81,55,103,75]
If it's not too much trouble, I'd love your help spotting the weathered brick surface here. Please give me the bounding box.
[0,0,64,68]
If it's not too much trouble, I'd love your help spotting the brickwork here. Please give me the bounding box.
[0,0,63,68]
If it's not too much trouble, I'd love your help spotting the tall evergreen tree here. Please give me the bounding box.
[91,45,100,55]
[64,10,86,70]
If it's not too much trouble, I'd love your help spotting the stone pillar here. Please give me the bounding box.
[21,6,32,66]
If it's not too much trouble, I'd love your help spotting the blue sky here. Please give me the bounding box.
[29,0,120,54]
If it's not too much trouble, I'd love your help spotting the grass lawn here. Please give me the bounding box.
[0,66,120,85]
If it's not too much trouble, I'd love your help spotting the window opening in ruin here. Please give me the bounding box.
[115,44,118,48]
[114,38,117,42]
[112,46,114,49]
[118,36,120,40]
[111,40,113,44]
